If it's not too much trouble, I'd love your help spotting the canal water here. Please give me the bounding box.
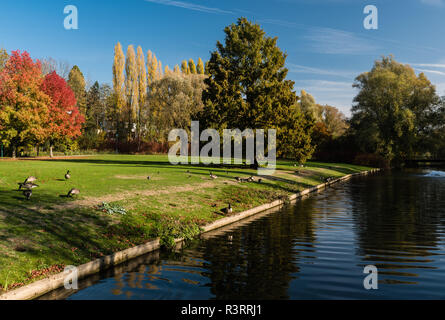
[41,169,445,300]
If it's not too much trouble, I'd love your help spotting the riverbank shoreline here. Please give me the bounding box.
[0,167,380,300]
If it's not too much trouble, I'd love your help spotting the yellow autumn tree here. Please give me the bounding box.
[112,42,126,114]
[136,46,147,141]
[197,57,205,75]
[125,45,139,140]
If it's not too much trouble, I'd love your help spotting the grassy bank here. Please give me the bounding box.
[0,154,372,292]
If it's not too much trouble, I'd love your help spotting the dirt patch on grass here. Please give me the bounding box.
[41,181,221,212]
[281,170,314,177]
[114,174,163,181]
[0,155,94,162]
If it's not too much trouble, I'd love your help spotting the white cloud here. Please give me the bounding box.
[420,0,444,7]
[415,68,445,76]
[409,63,445,68]
[305,27,379,55]
[288,63,357,78]
[144,0,233,14]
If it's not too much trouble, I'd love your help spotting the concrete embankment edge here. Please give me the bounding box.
[0,168,380,300]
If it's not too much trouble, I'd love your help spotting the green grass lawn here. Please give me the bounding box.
[0,154,372,292]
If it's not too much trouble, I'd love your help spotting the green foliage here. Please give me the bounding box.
[146,73,207,141]
[97,202,127,215]
[152,215,202,249]
[68,65,87,116]
[351,55,440,164]
[200,17,314,162]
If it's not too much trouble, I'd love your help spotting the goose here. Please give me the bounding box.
[210,172,218,179]
[235,177,241,182]
[18,183,39,190]
[258,178,263,183]
[23,190,32,200]
[24,176,37,184]
[221,204,232,215]
[248,176,255,182]
[147,176,151,180]
[65,170,71,180]
[67,188,80,197]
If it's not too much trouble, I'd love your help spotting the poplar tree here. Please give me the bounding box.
[174,64,181,75]
[112,42,126,114]
[136,46,147,140]
[67,65,87,117]
[181,60,190,75]
[197,58,205,75]
[147,50,159,87]
[125,45,139,140]
[158,60,164,78]
[188,59,197,74]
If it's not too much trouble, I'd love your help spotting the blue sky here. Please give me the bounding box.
[0,0,444,115]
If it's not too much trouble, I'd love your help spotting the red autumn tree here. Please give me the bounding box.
[40,71,85,157]
[0,50,50,157]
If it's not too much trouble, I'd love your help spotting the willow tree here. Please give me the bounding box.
[125,45,139,140]
[200,17,314,161]
[351,56,439,164]
[299,90,322,121]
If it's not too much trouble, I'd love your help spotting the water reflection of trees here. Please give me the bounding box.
[198,201,318,299]
[349,172,445,281]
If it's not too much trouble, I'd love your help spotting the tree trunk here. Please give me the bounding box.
[50,145,54,158]
[12,145,16,159]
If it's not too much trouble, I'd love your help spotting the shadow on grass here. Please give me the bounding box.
[0,196,117,269]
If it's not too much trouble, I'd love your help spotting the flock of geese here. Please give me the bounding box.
[18,170,80,200]
[207,170,265,216]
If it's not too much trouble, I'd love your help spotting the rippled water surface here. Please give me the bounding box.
[45,169,445,300]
